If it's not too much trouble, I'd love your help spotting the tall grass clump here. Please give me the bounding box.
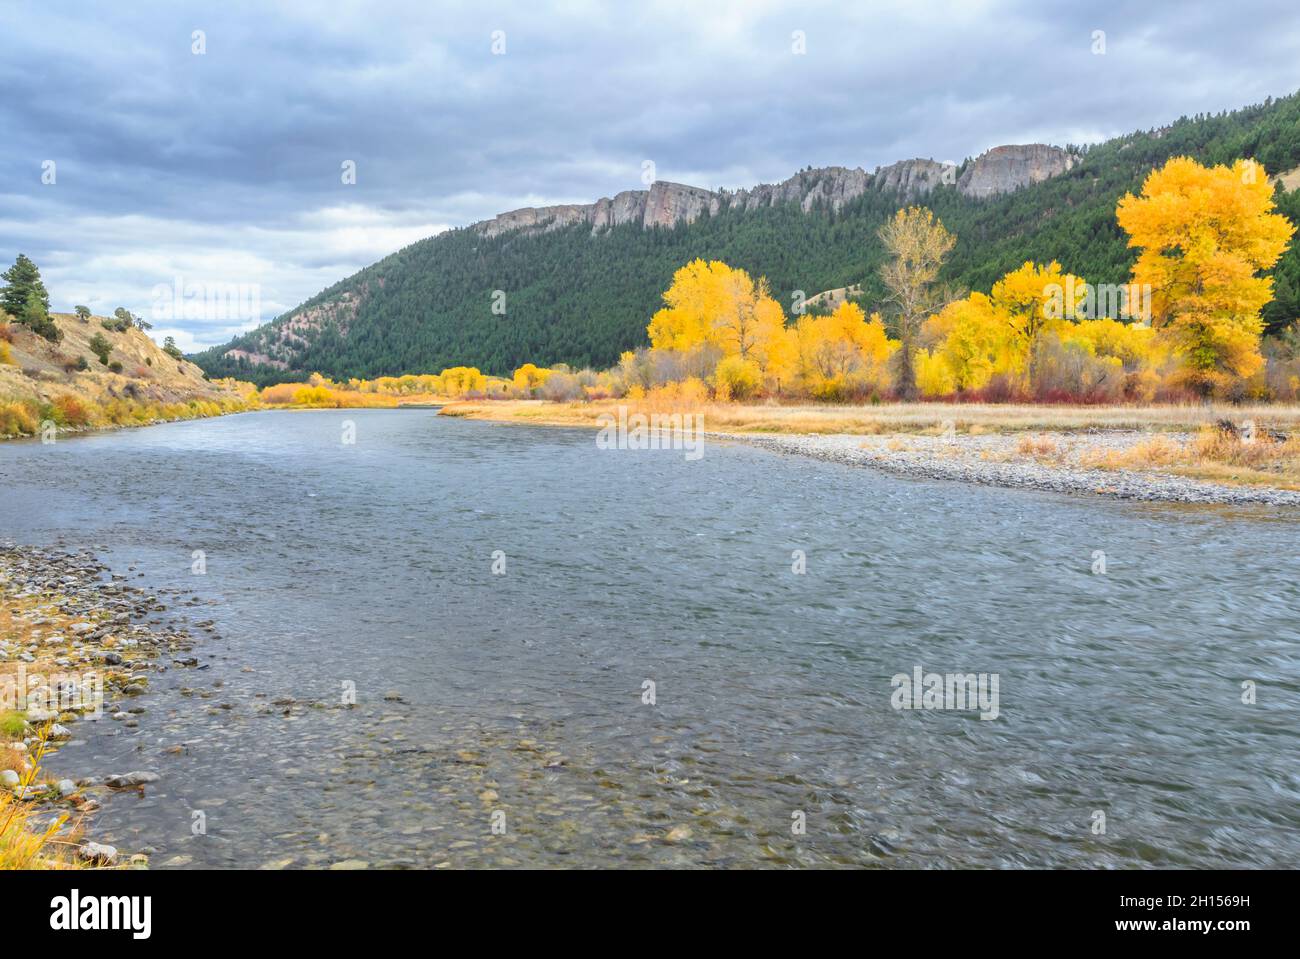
[0,723,79,869]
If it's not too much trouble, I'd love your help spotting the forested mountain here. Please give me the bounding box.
[193,92,1300,385]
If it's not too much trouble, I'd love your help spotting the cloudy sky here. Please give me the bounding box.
[2,0,1297,350]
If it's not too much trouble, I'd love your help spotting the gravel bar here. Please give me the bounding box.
[725,431,1300,507]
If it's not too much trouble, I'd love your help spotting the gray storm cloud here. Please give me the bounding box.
[1,0,1296,348]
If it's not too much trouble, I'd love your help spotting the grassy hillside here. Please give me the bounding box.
[194,92,1300,385]
[1,311,253,437]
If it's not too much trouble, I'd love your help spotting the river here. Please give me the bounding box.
[1,409,1297,868]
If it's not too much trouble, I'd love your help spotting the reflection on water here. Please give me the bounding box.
[1,409,1297,868]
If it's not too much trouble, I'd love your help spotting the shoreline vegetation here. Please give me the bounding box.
[0,544,198,869]
[0,395,255,442]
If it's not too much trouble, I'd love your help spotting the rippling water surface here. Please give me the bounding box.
[2,410,1297,868]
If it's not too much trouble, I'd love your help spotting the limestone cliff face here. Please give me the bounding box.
[472,143,1076,239]
[643,181,719,228]
[872,158,957,199]
[957,144,1076,199]
[477,203,595,238]
[474,170,876,238]
[589,190,651,230]
[477,183,720,237]
[728,166,872,212]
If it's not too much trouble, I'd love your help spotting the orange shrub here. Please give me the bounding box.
[258,383,301,405]
[51,394,92,427]
[0,401,39,436]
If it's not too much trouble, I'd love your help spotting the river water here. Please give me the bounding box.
[1,409,1297,868]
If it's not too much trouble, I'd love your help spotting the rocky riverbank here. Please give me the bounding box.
[0,543,202,867]
[728,431,1300,506]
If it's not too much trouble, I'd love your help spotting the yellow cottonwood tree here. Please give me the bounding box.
[877,207,956,399]
[647,259,726,351]
[914,348,956,396]
[512,363,552,393]
[1058,318,1158,370]
[794,302,896,398]
[712,270,776,359]
[1116,156,1295,396]
[647,259,792,390]
[712,354,763,400]
[751,317,798,393]
[922,292,1019,392]
[435,366,486,396]
[990,261,1088,377]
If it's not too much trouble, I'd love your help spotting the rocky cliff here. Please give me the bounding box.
[872,158,957,199]
[474,144,1076,239]
[957,144,1077,199]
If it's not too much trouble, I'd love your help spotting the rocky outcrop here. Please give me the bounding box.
[643,181,719,228]
[222,290,364,368]
[474,169,877,238]
[873,158,958,199]
[472,143,1074,241]
[728,166,872,212]
[224,348,287,370]
[957,144,1076,199]
[589,190,652,230]
[477,182,720,237]
[477,203,595,238]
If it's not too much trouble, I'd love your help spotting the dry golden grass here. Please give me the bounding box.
[0,744,26,774]
[1192,428,1300,466]
[1081,428,1300,488]
[0,312,254,440]
[1017,435,1059,457]
[0,724,83,869]
[1081,435,1185,470]
[1273,164,1300,192]
[446,398,1300,491]
[442,398,1300,437]
[0,580,90,869]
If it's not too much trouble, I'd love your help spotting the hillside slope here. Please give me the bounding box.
[1,312,250,435]
[194,92,1300,384]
